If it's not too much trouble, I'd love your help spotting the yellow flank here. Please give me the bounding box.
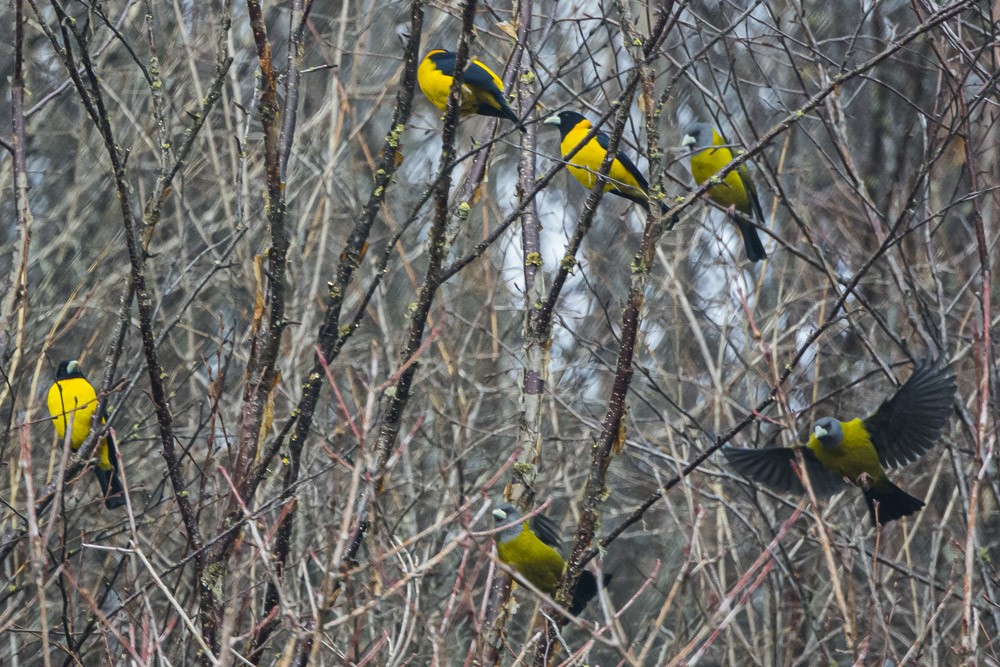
[688,127,753,214]
[47,377,113,471]
[806,418,886,485]
[417,51,504,117]
[495,522,566,595]
[561,120,646,199]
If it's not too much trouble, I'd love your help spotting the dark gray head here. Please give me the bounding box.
[681,122,714,150]
[491,502,525,544]
[813,417,844,448]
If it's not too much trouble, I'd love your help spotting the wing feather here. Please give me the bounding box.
[864,358,956,468]
[530,513,563,550]
[594,131,649,192]
[723,446,848,498]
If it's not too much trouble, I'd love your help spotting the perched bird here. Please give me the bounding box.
[724,358,955,525]
[680,122,767,262]
[543,111,676,222]
[491,502,610,614]
[47,360,126,509]
[417,49,524,131]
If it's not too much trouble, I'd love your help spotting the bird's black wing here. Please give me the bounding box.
[462,60,505,97]
[864,358,956,469]
[737,157,766,225]
[430,51,457,77]
[530,513,563,550]
[723,446,848,498]
[463,61,524,130]
[594,130,649,192]
[92,426,126,509]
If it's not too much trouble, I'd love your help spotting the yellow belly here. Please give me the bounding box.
[417,62,498,116]
[561,127,646,200]
[47,377,113,470]
[48,377,98,449]
[807,418,886,485]
[690,147,752,213]
[496,524,566,594]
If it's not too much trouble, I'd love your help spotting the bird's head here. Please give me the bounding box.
[491,502,525,543]
[681,122,714,152]
[812,417,844,448]
[543,110,589,138]
[55,359,84,381]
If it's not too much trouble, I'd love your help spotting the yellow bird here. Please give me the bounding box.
[47,360,126,509]
[544,111,676,222]
[681,123,767,262]
[492,503,610,614]
[417,49,524,131]
[724,358,955,525]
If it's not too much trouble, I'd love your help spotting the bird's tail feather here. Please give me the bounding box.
[495,97,525,133]
[94,434,126,509]
[740,221,767,262]
[864,480,923,525]
[569,571,613,614]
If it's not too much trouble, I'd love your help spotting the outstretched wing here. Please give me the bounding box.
[723,446,848,498]
[863,358,956,469]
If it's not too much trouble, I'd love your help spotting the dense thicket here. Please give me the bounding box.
[1,0,997,664]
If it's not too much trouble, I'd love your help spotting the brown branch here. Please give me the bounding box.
[367,0,480,485]
[35,0,208,652]
[477,0,540,661]
[278,0,313,179]
[244,2,428,659]
[1,0,32,420]
[530,4,675,661]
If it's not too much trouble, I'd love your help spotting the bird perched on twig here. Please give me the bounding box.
[543,110,677,223]
[491,502,611,614]
[47,359,126,509]
[681,122,767,262]
[417,49,525,132]
[723,358,955,525]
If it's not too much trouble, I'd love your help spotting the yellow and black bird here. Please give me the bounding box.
[681,123,767,262]
[47,360,126,509]
[417,49,524,132]
[724,358,955,525]
[491,503,610,614]
[544,111,676,221]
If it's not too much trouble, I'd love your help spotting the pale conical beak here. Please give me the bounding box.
[814,424,828,438]
[491,508,507,520]
[67,360,79,374]
[542,114,561,126]
[681,134,696,148]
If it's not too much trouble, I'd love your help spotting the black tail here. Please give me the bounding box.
[94,434,126,509]
[864,480,923,525]
[739,220,767,262]
[569,571,613,614]
[484,96,526,133]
